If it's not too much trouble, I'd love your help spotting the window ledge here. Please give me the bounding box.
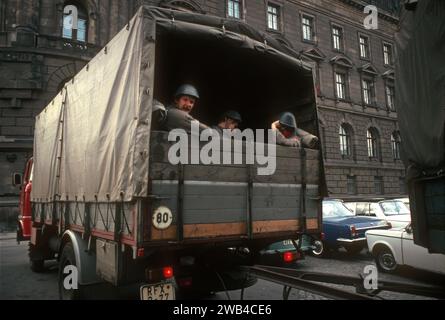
[266,28,282,35]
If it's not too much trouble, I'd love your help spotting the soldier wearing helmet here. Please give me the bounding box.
[272,112,319,148]
[212,110,242,135]
[163,84,209,132]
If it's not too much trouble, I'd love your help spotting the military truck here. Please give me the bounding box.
[28,6,326,299]
[395,0,445,254]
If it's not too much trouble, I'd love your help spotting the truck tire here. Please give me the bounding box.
[29,243,45,273]
[58,243,84,300]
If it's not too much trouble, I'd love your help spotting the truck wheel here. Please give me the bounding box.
[311,240,326,257]
[29,243,45,273]
[375,248,398,273]
[58,243,83,300]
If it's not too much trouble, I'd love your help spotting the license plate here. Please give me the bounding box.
[283,240,293,246]
[140,282,175,300]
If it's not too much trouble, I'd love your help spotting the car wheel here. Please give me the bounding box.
[58,243,84,300]
[29,243,45,273]
[376,248,398,273]
[311,240,326,257]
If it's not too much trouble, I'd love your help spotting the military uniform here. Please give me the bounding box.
[164,105,208,133]
[272,112,319,148]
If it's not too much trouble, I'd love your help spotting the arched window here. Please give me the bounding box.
[391,131,401,160]
[62,3,87,42]
[339,124,352,157]
[367,128,379,159]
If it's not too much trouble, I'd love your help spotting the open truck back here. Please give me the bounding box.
[29,6,325,299]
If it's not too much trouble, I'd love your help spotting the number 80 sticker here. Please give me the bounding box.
[152,206,173,230]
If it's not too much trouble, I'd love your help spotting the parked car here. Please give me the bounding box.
[366,223,445,275]
[312,199,392,257]
[258,235,314,266]
[345,199,411,229]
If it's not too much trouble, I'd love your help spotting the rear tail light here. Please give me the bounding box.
[350,225,358,237]
[320,232,325,240]
[283,251,297,263]
[137,248,145,257]
[163,266,174,279]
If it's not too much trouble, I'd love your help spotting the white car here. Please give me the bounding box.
[366,224,445,275]
[345,200,411,228]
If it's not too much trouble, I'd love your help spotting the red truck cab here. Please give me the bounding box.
[17,157,33,242]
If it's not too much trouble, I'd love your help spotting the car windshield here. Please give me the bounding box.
[323,200,355,218]
[379,200,410,216]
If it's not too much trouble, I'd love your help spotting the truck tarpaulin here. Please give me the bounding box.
[32,6,311,203]
[32,10,155,202]
[395,1,445,253]
[395,1,445,178]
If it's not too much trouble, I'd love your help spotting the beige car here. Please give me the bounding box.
[345,200,411,229]
[366,224,445,275]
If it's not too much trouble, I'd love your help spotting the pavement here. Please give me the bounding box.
[0,232,16,241]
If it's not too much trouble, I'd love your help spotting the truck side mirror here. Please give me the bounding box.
[12,173,22,186]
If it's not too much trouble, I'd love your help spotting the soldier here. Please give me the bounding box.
[163,84,209,132]
[212,110,242,136]
[271,112,319,148]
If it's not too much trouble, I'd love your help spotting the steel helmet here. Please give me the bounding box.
[174,84,200,100]
[223,110,242,123]
[279,112,297,130]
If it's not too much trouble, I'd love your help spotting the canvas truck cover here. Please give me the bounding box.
[395,1,445,178]
[395,1,445,254]
[32,6,313,203]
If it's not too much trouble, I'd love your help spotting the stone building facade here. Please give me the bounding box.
[0,0,404,222]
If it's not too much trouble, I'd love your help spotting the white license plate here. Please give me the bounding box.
[283,240,293,246]
[140,282,175,300]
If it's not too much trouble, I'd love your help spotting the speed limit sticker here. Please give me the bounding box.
[152,206,173,230]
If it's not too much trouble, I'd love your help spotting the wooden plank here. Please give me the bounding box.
[151,225,177,240]
[183,222,247,238]
[253,219,300,234]
[183,208,246,224]
[150,131,320,162]
[306,218,319,230]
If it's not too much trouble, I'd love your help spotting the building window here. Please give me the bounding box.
[347,175,357,195]
[302,15,314,42]
[391,131,401,160]
[399,176,407,194]
[267,4,280,31]
[62,4,87,42]
[227,0,242,19]
[335,72,347,100]
[362,78,375,105]
[386,84,395,111]
[339,124,352,157]
[367,128,379,159]
[383,43,393,65]
[374,176,384,195]
[359,35,370,59]
[332,26,343,51]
